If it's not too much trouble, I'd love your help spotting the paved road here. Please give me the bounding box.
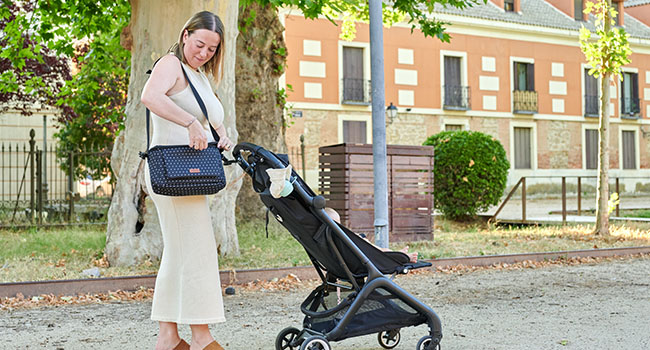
[1,256,649,350]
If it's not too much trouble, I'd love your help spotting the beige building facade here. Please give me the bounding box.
[281,0,650,192]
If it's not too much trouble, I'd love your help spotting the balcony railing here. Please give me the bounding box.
[513,90,538,114]
[443,85,471,110]
[621,96,640,118]
[584,94,599,117]
[341,78,371,105]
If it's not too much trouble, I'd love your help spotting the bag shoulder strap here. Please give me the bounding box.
[141,57,220,159]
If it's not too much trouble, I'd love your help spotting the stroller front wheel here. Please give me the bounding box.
[275,327,302,350]
[416,335,441,350]
[300,335,330,350]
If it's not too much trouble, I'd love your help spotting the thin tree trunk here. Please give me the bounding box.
[235,3,287,220]
[105,0,241,266]
[593,0,612,236]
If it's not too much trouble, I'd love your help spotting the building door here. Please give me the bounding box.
[622,130,636,169]
[514,127,532,169]
[585,129,598,169]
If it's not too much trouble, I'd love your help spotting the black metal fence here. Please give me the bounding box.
[0,129,113,228]
[443,85,471,110]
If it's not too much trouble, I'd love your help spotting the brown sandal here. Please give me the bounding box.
[173,339,190,350]
[202,341,224,350]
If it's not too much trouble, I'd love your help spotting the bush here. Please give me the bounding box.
[423,131,510,220]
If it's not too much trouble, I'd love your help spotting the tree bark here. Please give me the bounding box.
[105,0,241,266]
[234,3,287,220]
[593,0,612,236]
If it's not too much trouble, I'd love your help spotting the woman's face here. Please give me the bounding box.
[182,29,221,70]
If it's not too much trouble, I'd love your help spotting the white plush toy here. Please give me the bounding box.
[266,164,293,198]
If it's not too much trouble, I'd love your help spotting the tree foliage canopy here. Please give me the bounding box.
[579,0,631,79]
[243,0,487,42]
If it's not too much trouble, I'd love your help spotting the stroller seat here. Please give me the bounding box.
[233,142,442,350]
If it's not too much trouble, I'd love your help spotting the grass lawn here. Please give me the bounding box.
[1,218,649,282]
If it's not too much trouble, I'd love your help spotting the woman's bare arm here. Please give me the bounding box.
[140,55,208,150]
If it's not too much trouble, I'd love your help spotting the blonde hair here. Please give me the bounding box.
[170,11,224,84]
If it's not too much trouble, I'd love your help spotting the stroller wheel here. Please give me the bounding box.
[300,335,331,350]
[416,335,441,350]
[275,327,302,350]
[378,329,401,349]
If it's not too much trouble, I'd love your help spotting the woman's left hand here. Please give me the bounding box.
[218,135,234,151]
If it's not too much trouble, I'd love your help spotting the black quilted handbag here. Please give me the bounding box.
[139,62,226,196]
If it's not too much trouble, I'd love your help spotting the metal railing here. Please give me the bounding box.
[621,96,640,118]
[513,90,538,113]
[287,134,307,180]
[0,129,113,228]
[491,175,650,225]
[341,78,371,104]
[584,94,599,117]
[443,85,471,110]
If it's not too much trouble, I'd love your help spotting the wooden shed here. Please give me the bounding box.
[318,143,434,242]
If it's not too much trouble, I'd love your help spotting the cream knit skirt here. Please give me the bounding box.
[145,164,226,324]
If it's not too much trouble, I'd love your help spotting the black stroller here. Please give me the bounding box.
[232,143,442,350]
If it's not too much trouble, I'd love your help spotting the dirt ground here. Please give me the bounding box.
[1,256,649,350]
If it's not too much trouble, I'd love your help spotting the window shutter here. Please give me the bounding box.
[585,129,598,169]
[622,131,636,169]
[527,63,535,91]
[513,62,519,91]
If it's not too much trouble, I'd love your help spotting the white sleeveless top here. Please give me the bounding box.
[149,61,224,147]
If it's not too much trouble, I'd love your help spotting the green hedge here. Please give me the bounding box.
[424,131,510,220]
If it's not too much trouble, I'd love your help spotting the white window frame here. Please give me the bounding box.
[619,67,639,119]
[509,120,537,170]
[440,50,468,109]
[581,63,601,118]
[338,41,371,104]
[338,114,372,144]
[618,125,640,170]
[441,117,470,131]
[509,56,535,113]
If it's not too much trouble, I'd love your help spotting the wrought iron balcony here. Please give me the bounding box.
[513,90,538,114]
[443,85,471,110]
[584,94,599,117]
[621,96,640,118]
[341,78,371,105]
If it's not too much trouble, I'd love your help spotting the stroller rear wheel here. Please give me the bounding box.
[378,329,401,349]
[275,327,302,350]
[300,335,330,350]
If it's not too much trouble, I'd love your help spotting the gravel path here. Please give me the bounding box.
[1,256,649,350]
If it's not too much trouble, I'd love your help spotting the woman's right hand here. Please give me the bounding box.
[187,119,208,150]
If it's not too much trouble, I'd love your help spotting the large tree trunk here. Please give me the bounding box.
[105,0,241,266]
[234,3,287,220]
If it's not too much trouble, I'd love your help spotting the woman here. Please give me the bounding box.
[140,11,233,350]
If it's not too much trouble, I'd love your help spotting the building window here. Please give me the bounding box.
[622,130,636,169]
[342,46,369,104]
[574,0,584,21]
[343,120,367,144]
[584,68,599,117]
[585,129,599,169]
[513,62,537,113]
[445,124,463,131]
[620,72,640,117]
[514,127,532,169]
[443,56,470,110]
[505,0,515,12]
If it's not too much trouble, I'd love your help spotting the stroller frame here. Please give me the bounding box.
[233,142,442,350]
